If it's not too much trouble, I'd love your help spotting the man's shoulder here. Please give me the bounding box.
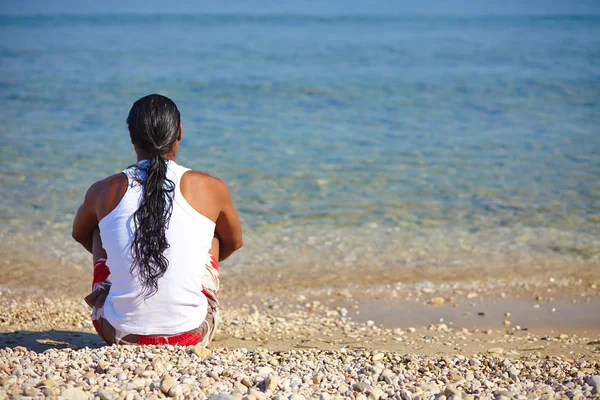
[180,170,230,198]
[88,172,128,197]
[183,170,225,187]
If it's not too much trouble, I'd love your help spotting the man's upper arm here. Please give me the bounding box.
[72,181,100,247]
[214,179,243,250]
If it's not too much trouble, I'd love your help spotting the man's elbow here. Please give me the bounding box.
[72,229,80,243]
[72,229,85,246]
[233,238,243,251]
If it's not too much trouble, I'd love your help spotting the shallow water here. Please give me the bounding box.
[1,10,599,276]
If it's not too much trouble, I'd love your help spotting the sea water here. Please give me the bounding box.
[1,10,599,277]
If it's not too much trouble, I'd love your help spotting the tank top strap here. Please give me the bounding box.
[118,160,191,194]
[121,161,148,190]
[166,161,191,193]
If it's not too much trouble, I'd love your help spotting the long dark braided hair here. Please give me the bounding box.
[126,94,180,297]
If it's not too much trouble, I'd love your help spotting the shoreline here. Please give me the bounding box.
[1,274,599,355]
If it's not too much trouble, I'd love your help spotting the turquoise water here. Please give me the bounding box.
[1,12,599,272]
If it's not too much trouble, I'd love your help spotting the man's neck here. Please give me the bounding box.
[136,151,176,162]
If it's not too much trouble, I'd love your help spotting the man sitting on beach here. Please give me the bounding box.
[72,94,243,346]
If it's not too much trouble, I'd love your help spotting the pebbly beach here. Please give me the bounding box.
[1,244,599,399]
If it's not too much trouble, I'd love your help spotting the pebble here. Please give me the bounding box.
[209,395,235,400]
[98,388,116,400]
[131,378,146,389]
[264,375,280,391]
[61,387,88,400]
[353,382,371,393]
[429,297,445,306]
[36,379,57,388]
[194,345,213,358]
[587,375,600,395]
[257,366,274,377]
[237,376,250,388]
[443,385,461,396]
[160,374,175,394]
[168,383,183,397]
[249,388,266,400]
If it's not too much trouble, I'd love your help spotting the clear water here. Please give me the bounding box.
[1,10,599,275]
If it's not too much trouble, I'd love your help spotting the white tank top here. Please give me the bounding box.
[99,160,216,335]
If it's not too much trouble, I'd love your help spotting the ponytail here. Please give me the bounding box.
[126,94,181,298]
[130,153,175,297]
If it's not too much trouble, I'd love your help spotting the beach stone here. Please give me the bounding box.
[42,387,57,397]
[208,395,235,400]
[257,367,274,377]
[198,377,210,388]
[443,385,461,397]
[429,297,445,306]
[62,387,88,400]
[37,379,57,388]
[124,391,141,400]
[98,389,116,400]
[168,383,184,397]
[1,375,17,387]
[131,378,146,389]
[399,389,413,400]
[233,381,248,393]
[241,377,253,388]
[587,375,600,394]
[264,375,280,391]
[372,353,384,362]
[160,374,176,394]
[508,367,520,381]
[249,388,266,400]
[22,384,38,396]
[194,345,212,358]
[289,395,306,400]
[353,382,371,393]
[420,383,440,394]
[11,365,23,376]
[367,387,385,400]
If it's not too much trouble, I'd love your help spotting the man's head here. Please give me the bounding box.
[127,94,182,158]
